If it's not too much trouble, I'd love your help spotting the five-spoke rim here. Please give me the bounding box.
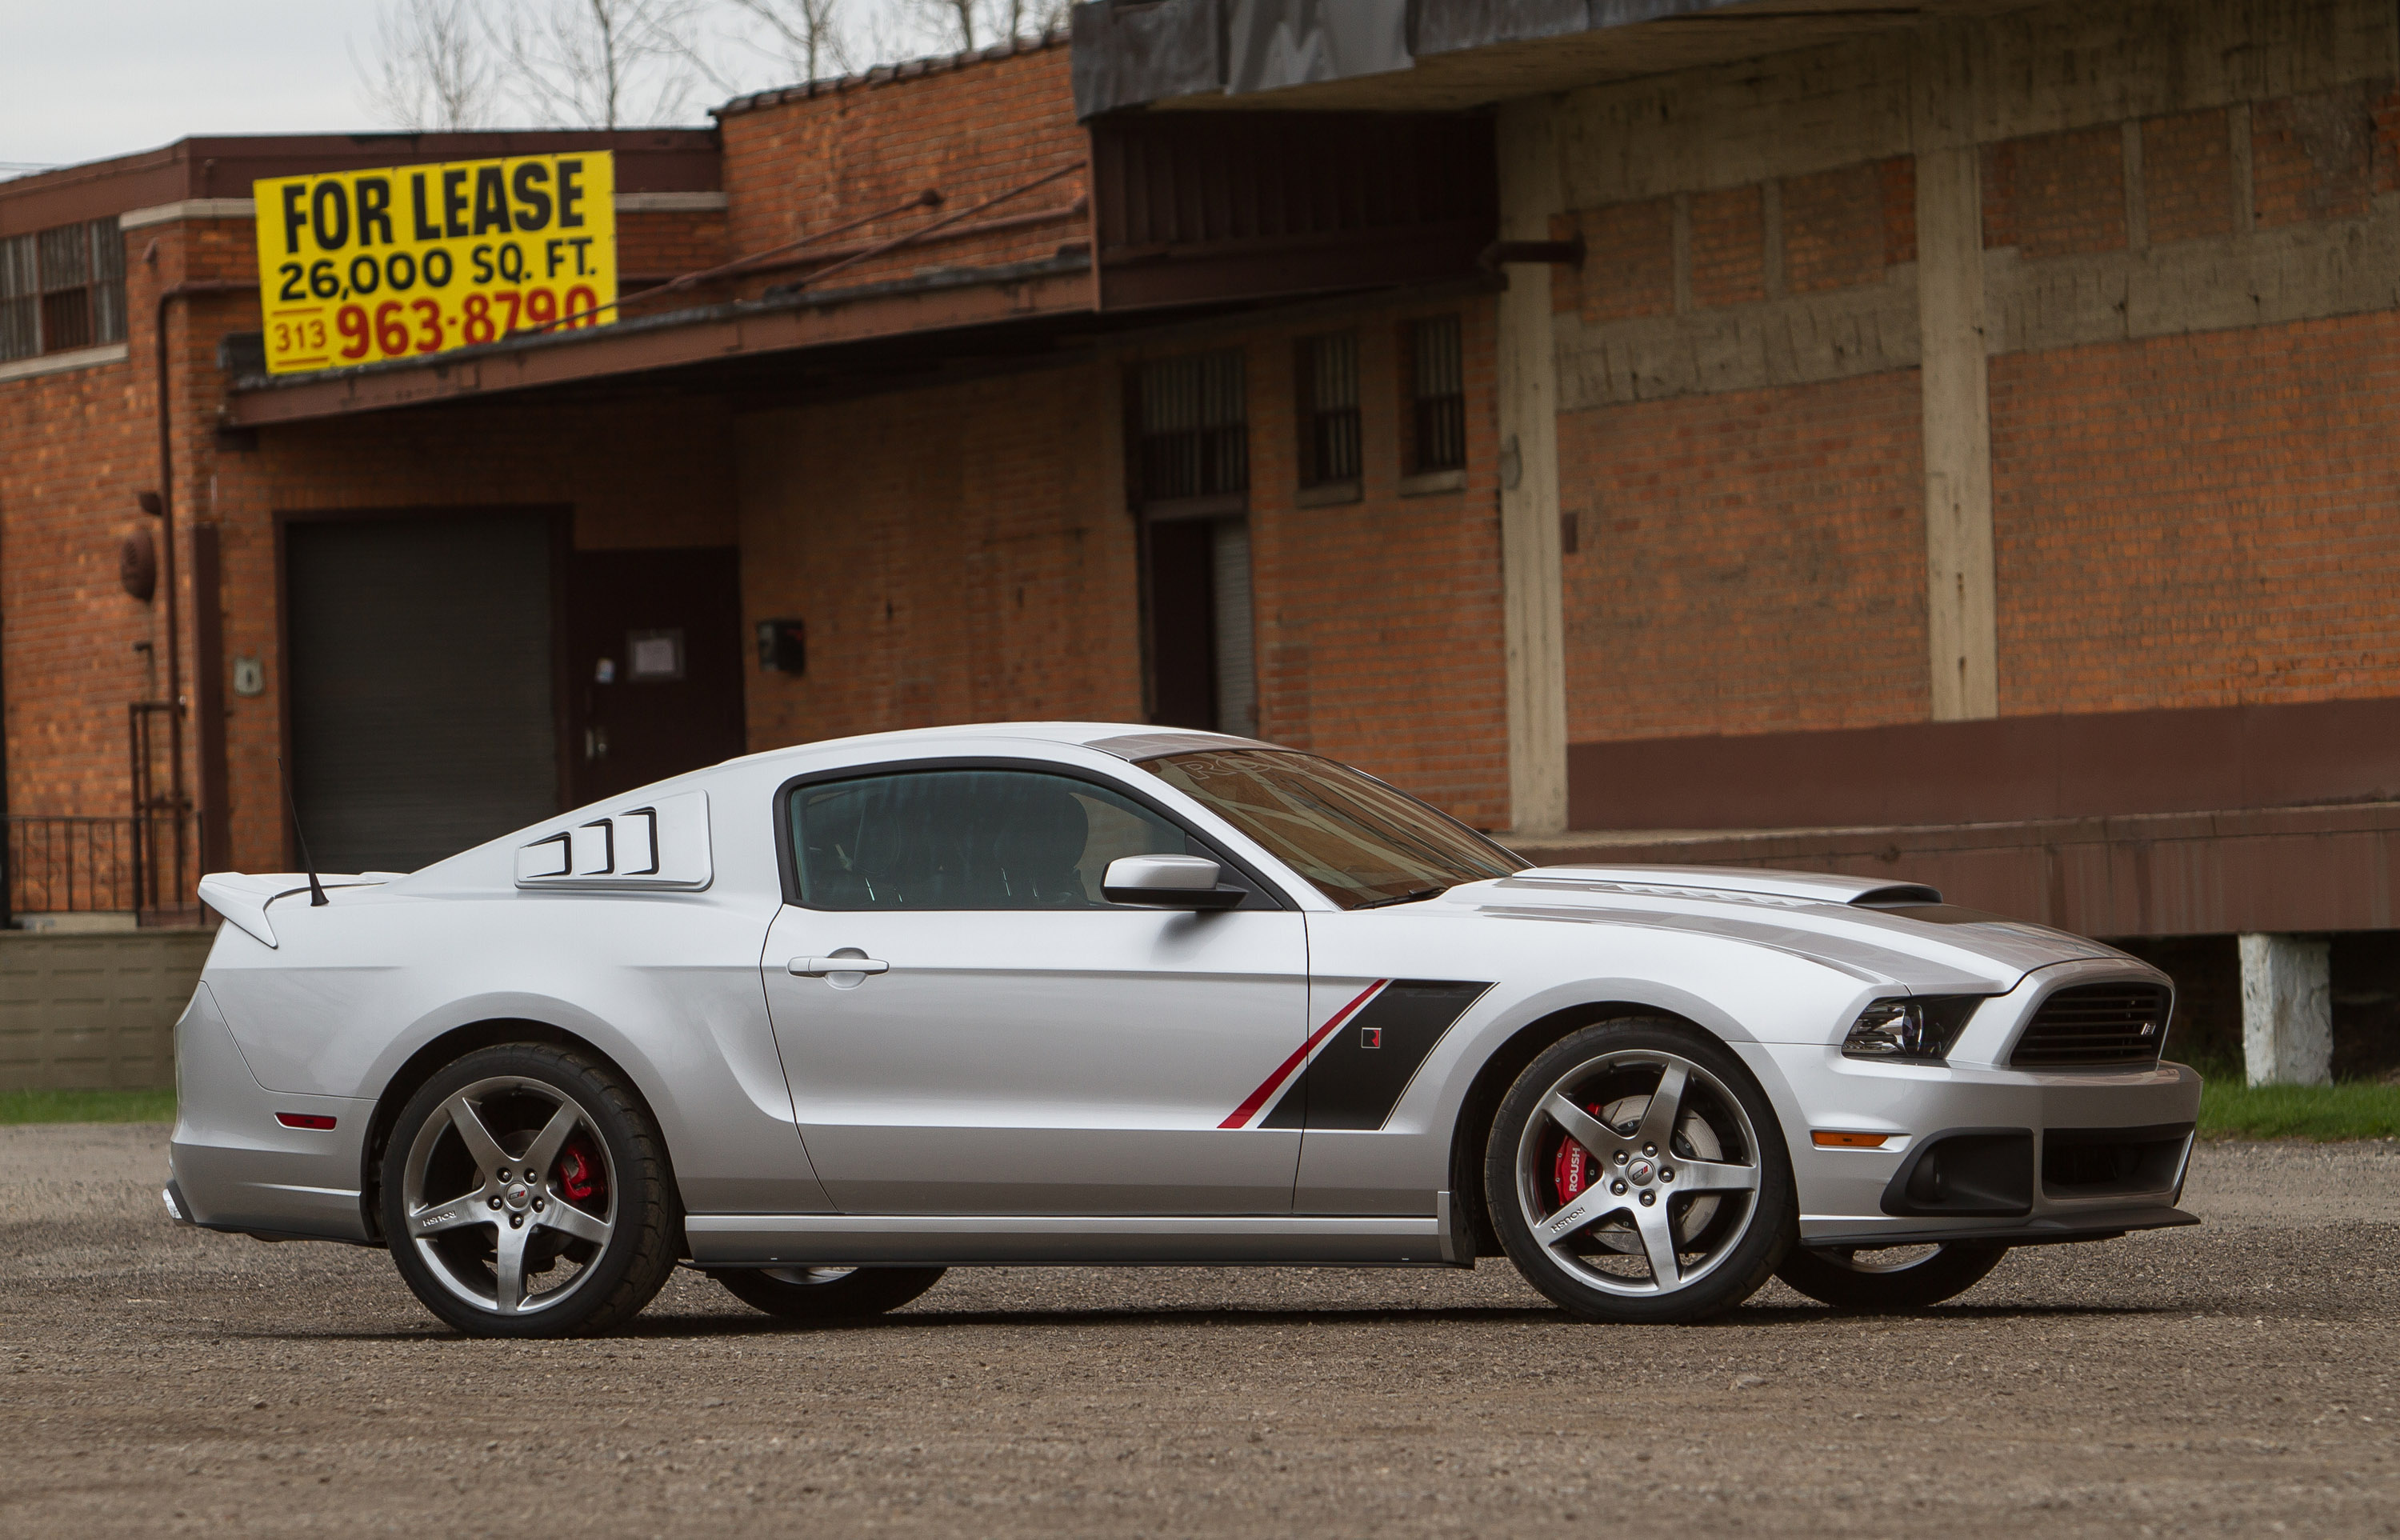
[400,1076,617,1317]
[1514,1050,1762,1297]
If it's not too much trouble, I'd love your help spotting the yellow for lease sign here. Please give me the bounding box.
[253,151,617,374]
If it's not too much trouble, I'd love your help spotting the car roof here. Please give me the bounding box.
[722,721,1275,770]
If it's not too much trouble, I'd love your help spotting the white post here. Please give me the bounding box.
[1494,98,1570,838]
[2238,934,2332,1086]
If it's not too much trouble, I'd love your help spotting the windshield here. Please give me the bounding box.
[1142,749,1522,909]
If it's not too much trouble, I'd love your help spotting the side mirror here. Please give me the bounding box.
[1102,854,1246,910]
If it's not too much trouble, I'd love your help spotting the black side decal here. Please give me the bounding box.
[1262,980,1493,1131]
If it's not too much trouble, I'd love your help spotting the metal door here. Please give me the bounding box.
[759,766,1309,1216]
[284,511,558,872]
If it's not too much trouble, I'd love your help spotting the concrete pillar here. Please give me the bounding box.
[1910,34,1999,722]
[1494,97,1570,837]
[2239,933,2332,1086]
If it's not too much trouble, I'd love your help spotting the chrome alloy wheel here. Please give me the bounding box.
[399,1076,617,1318]
[1513,1050,1765,1297]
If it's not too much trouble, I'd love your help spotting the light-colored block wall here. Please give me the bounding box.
[0,930,211,1092]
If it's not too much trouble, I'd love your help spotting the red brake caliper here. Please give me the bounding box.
[555,1138,606,1204]
[1553,1103,1608,1206]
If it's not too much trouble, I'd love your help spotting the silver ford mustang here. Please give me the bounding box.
[170,723,2201,1337]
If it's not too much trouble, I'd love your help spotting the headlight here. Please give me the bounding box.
[1842,996,1986,1062]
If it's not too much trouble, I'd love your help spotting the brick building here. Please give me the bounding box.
[0,0,2393,1082]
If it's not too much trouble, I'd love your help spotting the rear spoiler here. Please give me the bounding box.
[198,872,385,948]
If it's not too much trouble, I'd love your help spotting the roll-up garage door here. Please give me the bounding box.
[286,514,559,873]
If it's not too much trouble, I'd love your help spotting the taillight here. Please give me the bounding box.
[274,1113,337,1130]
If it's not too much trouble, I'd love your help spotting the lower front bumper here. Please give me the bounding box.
[1802,1203,2199,1251]
[1744,1043,2205,1249]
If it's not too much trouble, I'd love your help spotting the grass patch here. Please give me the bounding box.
[0,1087,176,1126]
[2189,1059,2400,1141]
[4,1073,2394,1139]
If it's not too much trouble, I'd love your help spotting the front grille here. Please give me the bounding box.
[2010,982,2172,1068]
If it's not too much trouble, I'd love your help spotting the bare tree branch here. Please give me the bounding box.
[722,0,852,82]
[910,0,978,51]
[354,0,498,132]
[487,0,710,129]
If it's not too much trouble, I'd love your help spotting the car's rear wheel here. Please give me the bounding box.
[1486,1019,1795,1324]
[711,1266,946,1320]
[1776,1241,2007,1310]
[381,1044,679,1338]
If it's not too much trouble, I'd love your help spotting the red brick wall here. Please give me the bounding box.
[1982,126,2128,258]
[716,42,1086,298]
[616,209,732,290]
[2142,109,2237,244]
[0,357,152,819]
[737,359,1141,752]
[1558,197,1674,321]
[1781,162,1886,294]
[1243,299,1510,829]
[734,292,1514,829]
[1558,369,1930,743]
[1688,187,1764,309]
[1991,312,2400,715]
[2250,81,2386,227]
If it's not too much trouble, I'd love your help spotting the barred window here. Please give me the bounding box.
[1406,314,1465,474]
[1295,331,1360,488]
[1137,350,1247,504]
[0,218,126,364]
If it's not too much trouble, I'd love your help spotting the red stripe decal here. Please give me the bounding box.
[1219,980,1388,1130]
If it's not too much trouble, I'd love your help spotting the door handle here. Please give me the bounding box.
[788,956,890,977]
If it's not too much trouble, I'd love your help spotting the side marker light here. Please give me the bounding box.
[275,1113,338,1130]
[1812,1130,1891,1149]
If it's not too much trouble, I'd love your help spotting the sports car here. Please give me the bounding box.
[168,723,2201,1336]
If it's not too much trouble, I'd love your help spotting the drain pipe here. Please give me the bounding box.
[146,258,251,876]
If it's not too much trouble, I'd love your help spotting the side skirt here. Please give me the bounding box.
[686,1205,1472,1269]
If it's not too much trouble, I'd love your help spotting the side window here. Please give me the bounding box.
[790,769,1195,910]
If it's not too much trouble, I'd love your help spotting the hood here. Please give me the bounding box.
[1474,864,2131,992]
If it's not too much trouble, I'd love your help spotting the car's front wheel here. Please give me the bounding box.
[1486,1019,1795,1324]
[380,1043,680,1338]
[711,1266,946,1320]
[1776,1241,2007,1310]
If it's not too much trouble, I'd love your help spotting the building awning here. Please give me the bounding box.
[1072,0,1945,117]
[223,255,1100,427]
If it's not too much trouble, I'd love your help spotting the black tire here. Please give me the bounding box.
[1485,1018,1796,1325]
[381,1043,681,1338]
[1777,1242,2007,1310]
[712,1266,947,1320]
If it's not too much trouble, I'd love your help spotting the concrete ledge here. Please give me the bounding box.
[0,342,130,384]
[1514,800,2400,938]
[0,930,211,1092]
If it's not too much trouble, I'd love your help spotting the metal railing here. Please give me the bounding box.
[6,813,202,926]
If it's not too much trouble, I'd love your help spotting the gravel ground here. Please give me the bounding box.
[2,1126,2395,1538]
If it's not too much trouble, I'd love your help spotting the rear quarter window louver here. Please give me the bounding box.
[2010,982,2172,1069]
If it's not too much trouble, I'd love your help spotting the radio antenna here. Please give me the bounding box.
[277,757,328,907]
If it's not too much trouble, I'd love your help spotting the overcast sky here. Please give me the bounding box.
[0,1,970,178]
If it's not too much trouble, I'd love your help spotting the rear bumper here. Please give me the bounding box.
[169,982,375,1244]
[1746,1042,2204,1249]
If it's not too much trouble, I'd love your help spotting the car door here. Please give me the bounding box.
[760,762,1310,1215]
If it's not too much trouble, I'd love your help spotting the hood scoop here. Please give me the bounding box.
[1506,864,1942,910]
